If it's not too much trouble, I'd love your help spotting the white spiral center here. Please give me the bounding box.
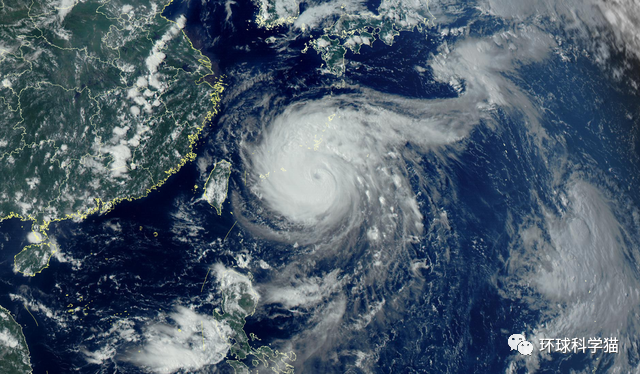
[251,108,360,226]
[244,75,507,239]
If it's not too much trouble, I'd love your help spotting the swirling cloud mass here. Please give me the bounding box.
[206,7,640,370]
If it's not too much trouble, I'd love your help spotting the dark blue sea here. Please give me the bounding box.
[1,0,640,373]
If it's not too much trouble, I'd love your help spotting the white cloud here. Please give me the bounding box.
[130,106,140,116]
[125,306,232,374]
[482,0,640,68]
[213,264,259,315]
[507,181,640,372]
[27,231,44,243]
[136,77,148,88]
[262,269,342,308]
[145,15,187,74]
[57,0,76,22]
[0,329,19,349]
[293,3,354,30]
[105,143,131,177]
[535,182,640,330]
[145,51,167,75]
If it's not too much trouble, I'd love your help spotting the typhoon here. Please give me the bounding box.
[236,30,554,243]
[198,0,640,370]
[200,10,640,369]
[4,0,640,373]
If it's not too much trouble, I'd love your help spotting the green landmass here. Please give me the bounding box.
[204,160,231,215]
[0,0,224,275]
[0,306,32,374]
[13,242,56,277]
[252,0,436,75]
[252,0,298,29]
[310,13,425,76]
[213,265,295,373]
[313,36,347,76]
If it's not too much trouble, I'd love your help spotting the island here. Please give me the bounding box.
[212,264,296,373]
[252,0,435,75]
[204,160,232,215]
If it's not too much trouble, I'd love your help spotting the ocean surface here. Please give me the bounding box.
[2,0,640,373]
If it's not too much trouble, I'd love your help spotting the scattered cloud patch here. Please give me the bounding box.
[57,0,76,22]
[125,306,232,374]
[26,232,44,244]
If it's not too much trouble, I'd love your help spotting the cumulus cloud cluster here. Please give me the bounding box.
[125,306,232,374]
[244,26,554,247]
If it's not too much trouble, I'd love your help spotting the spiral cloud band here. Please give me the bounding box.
[243,30,554,246]
[222,26,563,370]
